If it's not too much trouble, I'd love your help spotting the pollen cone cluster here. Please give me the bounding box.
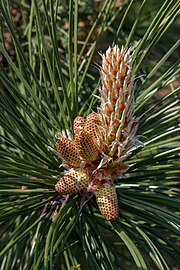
[55,45,139,221]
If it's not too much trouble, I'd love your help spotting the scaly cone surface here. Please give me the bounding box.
[95,181,118,221]
[55,45,139,221]
[55,169,89,195]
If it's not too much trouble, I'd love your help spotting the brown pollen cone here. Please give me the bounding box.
[74,115,100,162]
[56,136,81,167]
[85,112,102,144]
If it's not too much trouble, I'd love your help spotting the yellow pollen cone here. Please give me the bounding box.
[55,169,89,195]
[95,182,118,220]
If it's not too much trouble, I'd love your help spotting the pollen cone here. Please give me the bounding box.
[99,45,139,161]
[55,169,89,195]
[74,115,100,162]
[95,181,118,220]
[85,112,102,145]
[56,136,81,167]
